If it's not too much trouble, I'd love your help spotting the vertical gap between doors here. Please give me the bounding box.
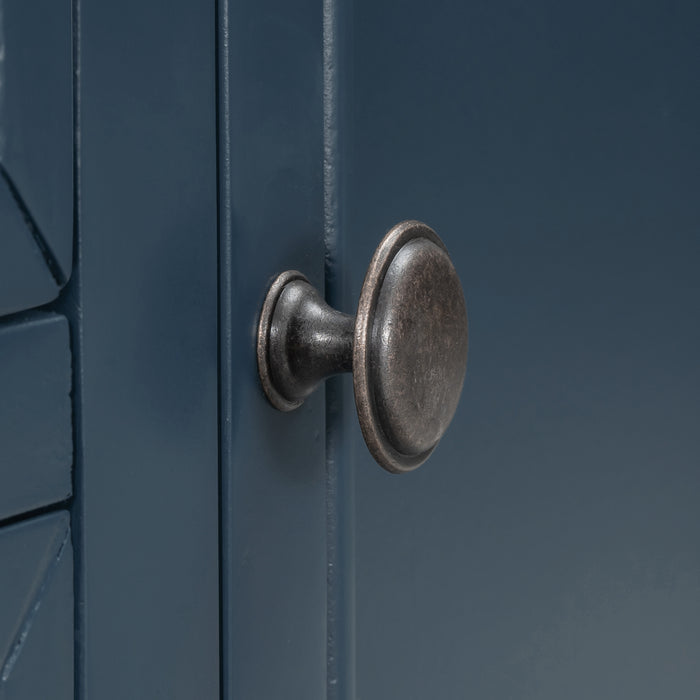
[70,0,85,697]
[323,1,356,698]
[216,0,232,698]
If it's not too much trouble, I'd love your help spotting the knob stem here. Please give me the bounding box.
[258,272,354,410]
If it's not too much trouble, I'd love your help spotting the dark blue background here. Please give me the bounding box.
[340,1,700,698]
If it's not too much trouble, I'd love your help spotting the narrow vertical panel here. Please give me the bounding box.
[219,0,327,697]
[79,2,219,697]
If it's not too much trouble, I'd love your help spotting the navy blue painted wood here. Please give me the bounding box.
[0,314,72,520]
[0,512,73,699]
[0,182,59,316]
[0,0,73,292]
[0,0,688,696]
[331,2,700,698]
[79,1,219,697]
[219,0,328,697]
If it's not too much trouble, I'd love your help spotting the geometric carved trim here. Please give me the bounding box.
[0,512,73,699]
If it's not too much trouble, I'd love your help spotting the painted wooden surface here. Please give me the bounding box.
[0,182,59,318]
[332,1,700,698]
[218,0,328,697]
[1,1,697,697]
[0,314,72,521]
[0,0,73,312]
[78,1,219,696]
[0,512,73,700]
[0,5,75,699]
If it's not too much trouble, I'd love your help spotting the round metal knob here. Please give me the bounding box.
[257,220,468,473]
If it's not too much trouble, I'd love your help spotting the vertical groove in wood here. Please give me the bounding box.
[216,0,232,698]
[323,0,356,698]
[69,0,84,696]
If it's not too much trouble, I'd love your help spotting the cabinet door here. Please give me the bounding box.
[0,0,73,315]
[0,3,74,697]
[220,2,700,698]
[218,1,328,697]
[8,1,694,697]
[78,1,220,697]
[333,2,700,699]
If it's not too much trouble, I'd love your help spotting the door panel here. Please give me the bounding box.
[79,1,219,697]
[339,1,700,698]
[0,512,73,700]
[0,0,73,300]
[0,184,60,316]
[0,314,72,520]
[218,0,328,697]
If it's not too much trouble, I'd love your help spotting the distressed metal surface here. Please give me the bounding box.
[371,238,467,456]
[258,221,468,473]
[354,221,467,473]
[258,272,354,410]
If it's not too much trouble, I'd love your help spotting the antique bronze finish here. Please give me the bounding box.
[257,220,468,473]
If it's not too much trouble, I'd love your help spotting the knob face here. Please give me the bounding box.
[257,220,468,473]
[353,221,468,472]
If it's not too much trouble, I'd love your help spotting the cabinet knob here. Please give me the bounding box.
[257,220,468,473]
